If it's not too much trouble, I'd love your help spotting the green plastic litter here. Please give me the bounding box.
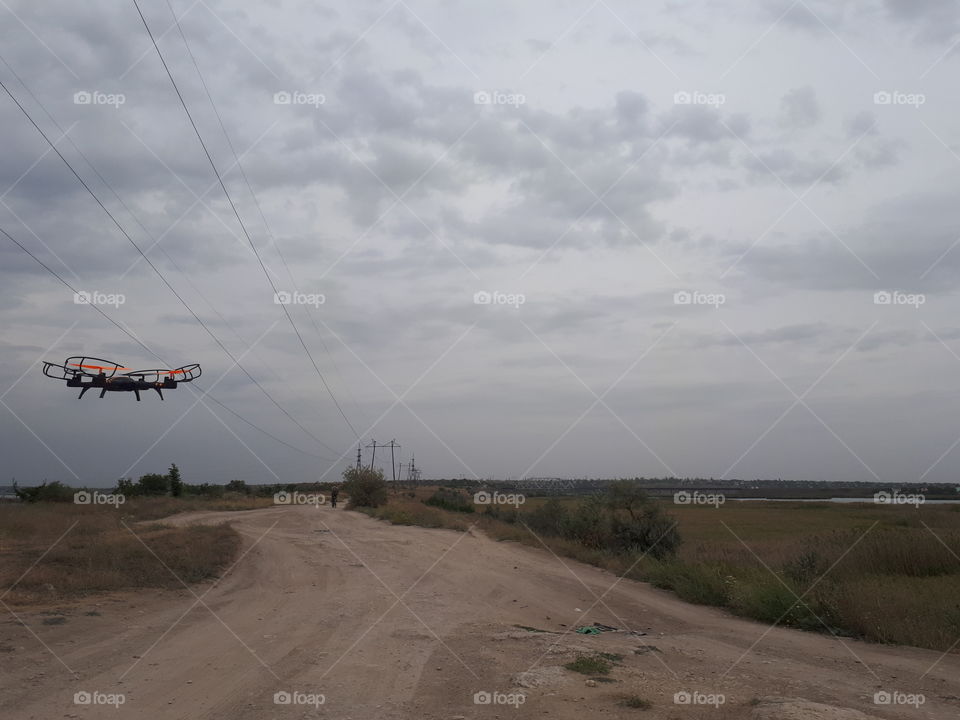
[575,625,601,635]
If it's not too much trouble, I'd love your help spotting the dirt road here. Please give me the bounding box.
[2,505,958,719]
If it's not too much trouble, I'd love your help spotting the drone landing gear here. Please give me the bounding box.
[153,387,164,400]
[78,386,91,399]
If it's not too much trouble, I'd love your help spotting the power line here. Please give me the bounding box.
[0,50,284,388]
[0,225,335,461]
[0,74,339,456]
[132,0,360,441]
[164,0,368,429]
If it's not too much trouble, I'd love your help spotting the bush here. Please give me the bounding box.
[640,559,730,606]
[424,489,475,513]
[137,473,169,496]
[520,483,681,559]
[619,695,652,710]
[13,481,74,503]
[343,467,387,508]
[565,654,613,675]
[225,479,249,495]
[180,482,224,498]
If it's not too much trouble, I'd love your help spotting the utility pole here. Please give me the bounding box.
[366,439,377,470]
[356,445,362,471]
[388,439,401,491]
[407,455,421,484]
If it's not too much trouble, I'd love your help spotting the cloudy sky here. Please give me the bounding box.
[1,0,959,487]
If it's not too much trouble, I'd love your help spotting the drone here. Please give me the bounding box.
[42,356,201,401]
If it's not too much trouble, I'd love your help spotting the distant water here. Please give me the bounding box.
[733,497,960,504]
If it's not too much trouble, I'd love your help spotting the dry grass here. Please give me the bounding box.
[355,488,476,531]
[0,497,249,606]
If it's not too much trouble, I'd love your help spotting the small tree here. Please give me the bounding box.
[138,472,169,496]
[342,467,387,508]
[168,463,183,497]
[115,477,137,496]
[225,479,248,495]
[604,481,680,558]
[14,480,74,503]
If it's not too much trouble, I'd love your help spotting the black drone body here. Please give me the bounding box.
[42,357,201,401]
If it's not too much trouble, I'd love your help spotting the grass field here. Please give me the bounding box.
[0,496,267,606]
[361,487,960,652]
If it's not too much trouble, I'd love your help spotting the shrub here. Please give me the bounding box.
[424,488,475,513]
[14,481,74,503]
[137,473,169,496]
[640,559,730,606]
[520,484,681,559]
[343,467,388,508]
[619,695,652,710]
[225,479,249,495]
[565,654,612,675]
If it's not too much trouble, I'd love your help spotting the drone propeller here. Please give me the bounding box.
[64,356,125,378]
[124,363,200,384]
[170,363,201,382]
[42,361,77,381]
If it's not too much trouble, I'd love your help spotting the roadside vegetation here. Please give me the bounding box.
[357,484,960,652]
[342,466,388,508]
[1,465,279,606]
[0,500,241,606]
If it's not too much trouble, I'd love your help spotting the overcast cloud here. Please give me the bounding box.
[1,0,959,485]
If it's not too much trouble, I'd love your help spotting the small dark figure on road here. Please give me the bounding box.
[330,486,339,508]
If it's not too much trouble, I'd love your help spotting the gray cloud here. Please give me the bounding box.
[2,0,960,485]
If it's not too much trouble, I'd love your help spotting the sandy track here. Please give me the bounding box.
[2,505,958,719]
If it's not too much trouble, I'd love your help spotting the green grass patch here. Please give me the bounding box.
[423,488,475,513]
[565,654,613,675]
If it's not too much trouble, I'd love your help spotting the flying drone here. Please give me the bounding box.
[42,357,201,401]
